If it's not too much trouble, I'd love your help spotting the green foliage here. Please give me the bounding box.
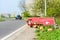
[47,0,60,17]
[55,18,60,26]
[22,11,31,17]
[32,0,60,17]
[1,14,5,18]
[31,0,44,16]
[0,18,5,22]
[19,0,60,17]
[36,26,60,40]
[47,8,57,17]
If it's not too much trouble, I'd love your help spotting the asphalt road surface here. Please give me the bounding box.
[0,20,26,39]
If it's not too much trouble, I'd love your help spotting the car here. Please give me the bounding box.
[15,15,22,20]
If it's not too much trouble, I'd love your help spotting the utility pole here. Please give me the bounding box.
[44,0,46,16]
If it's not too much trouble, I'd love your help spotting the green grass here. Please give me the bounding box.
[35,26,60,40]
[0,18,5,22]
[36,29,60,40]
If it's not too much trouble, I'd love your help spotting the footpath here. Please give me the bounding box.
[14,26,36,40]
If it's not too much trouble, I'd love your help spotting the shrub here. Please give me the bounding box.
[36,26,60,40]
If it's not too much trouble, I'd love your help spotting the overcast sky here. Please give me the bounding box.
[0,0,24,14]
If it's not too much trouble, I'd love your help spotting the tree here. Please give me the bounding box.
[8,14,11,18]
[19,0,60,17]
[1,14,5,18]
[19,0,32,17]
[19,0,27,12]
[32,0,60,17]
[47,0,60,17]
[22,11,31,17]
[31,0,45,17]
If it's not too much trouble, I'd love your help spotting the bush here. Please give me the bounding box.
[22,11,31,17]
[36,26,60,40]
[0,18,5,22]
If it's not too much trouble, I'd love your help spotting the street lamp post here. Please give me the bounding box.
[44,0,46,16]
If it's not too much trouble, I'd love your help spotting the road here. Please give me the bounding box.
[0,20,26,39]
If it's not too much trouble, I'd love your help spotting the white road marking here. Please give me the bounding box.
[0,24,27,40]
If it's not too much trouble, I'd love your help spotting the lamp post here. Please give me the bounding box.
[44,0,46,16]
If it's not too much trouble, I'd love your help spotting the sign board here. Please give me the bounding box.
[27,17,55,26]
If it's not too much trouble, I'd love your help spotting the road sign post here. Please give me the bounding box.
[44,0,46,16]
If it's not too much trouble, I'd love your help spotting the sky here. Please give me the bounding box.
[0,0,24,14]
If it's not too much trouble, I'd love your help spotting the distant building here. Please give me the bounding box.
[1,13,9,17]
[0,11,20,18]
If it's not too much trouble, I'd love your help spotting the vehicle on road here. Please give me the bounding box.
[15,15,22,20]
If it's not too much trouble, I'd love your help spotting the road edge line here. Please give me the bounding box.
[1,24,27,40]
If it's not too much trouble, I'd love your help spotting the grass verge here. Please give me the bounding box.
[35,26,60,40]
[0,18,5,22]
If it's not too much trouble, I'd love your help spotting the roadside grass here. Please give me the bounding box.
[35,26,60,40]
[22,17,28,20]
[0,18,5,22]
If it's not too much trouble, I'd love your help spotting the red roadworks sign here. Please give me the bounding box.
[27,17,55,26]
